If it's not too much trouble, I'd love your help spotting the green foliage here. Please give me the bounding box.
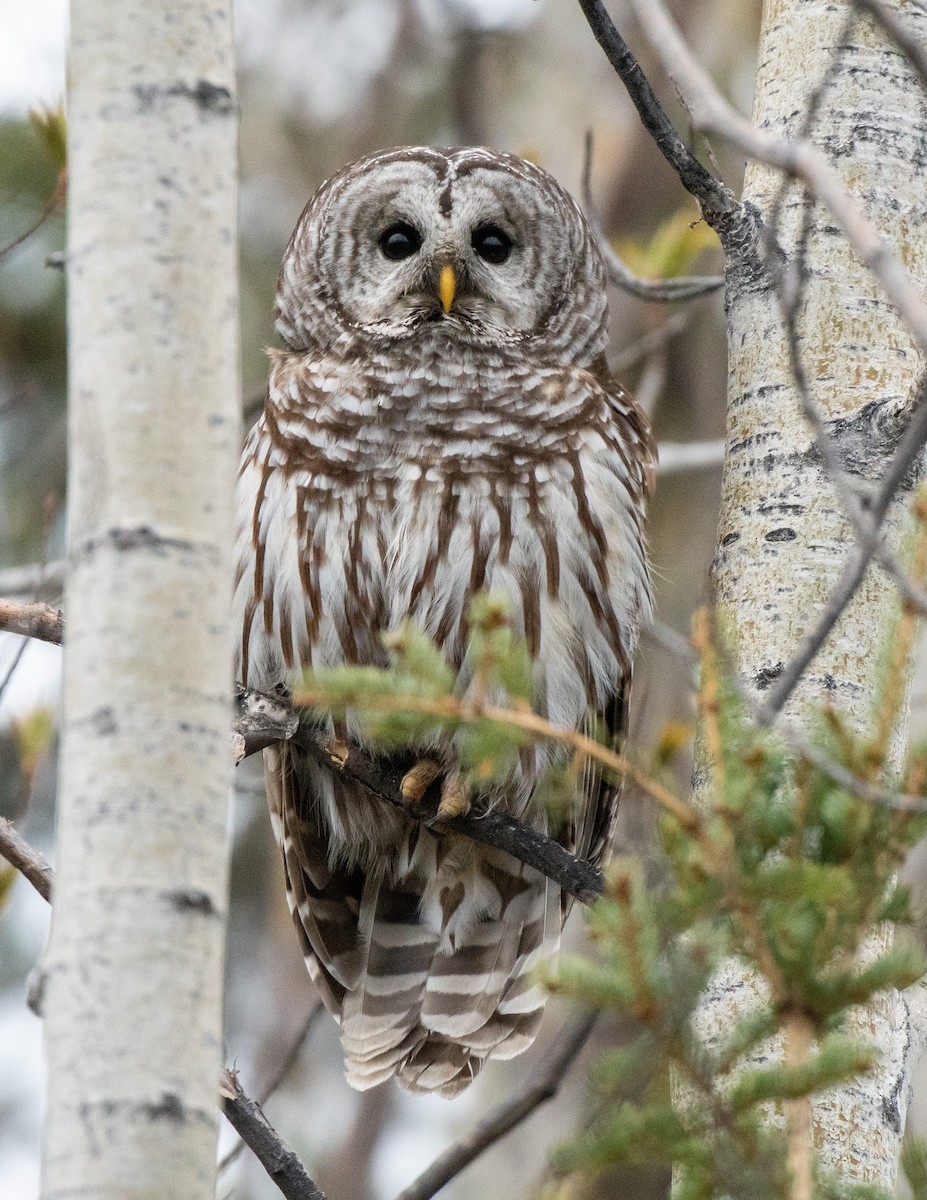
[615,203,719,281]
[27,105,67,171]
[293,589,927,1198]
[550,627,927,1200]
[901,1138,927,1200]
[297,591,550,796]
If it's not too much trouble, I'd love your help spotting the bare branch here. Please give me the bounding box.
[219,1002,323,1175]
[625,0,927,351]
[220,1069,327,1200]
[574,0,736,219]
[600,239,724,302]
[0,168,65,262]
[656,440,725,476]
[581,132,725,302]
[0,818,53,901]
[611,311,691,372]
[393,1010,597,1200]
[0,598,63,645]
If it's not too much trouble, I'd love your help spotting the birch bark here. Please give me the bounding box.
[696,0,927,1189]
[39,2,239,1197]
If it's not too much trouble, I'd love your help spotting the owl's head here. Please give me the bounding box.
[276,147,607,361]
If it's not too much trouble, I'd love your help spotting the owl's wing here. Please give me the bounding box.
[571,676,629,870]
[264,743,367,1013]
[559,365,654,890]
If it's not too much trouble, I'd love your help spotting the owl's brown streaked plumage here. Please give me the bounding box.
[234,146,655,1096]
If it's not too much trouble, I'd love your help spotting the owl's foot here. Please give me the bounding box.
[399,760,471,822]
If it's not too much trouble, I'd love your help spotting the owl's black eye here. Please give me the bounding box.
[471,224,512,265]
[379,222,422,261]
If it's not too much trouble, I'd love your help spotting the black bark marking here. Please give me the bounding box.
[167,888,219,917]
[754,663,784,690]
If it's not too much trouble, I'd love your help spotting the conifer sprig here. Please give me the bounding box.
[290,490,927,1199]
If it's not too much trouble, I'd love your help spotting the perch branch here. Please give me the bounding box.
[0,600,616,904]
[246,687,611,905]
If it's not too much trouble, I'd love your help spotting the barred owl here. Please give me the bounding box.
[234,146,655,1097]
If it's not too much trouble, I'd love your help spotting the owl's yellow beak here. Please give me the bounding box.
[438,264,456,313]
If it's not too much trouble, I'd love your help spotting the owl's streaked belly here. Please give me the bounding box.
[234,425,648,744]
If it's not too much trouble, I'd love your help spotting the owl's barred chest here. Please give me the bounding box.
[235,356,651,732]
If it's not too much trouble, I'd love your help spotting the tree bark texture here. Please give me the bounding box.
[40,3,239,1198]
[695,1,927,1190]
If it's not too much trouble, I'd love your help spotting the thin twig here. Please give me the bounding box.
[574,0,736,219]
[220,1069,327,1200]
[611,310,691,372]
[0,639,29,709]
[0,818,53,901]
[219,1002,323,1174]
[289,686,701,838]
[656,440,725,476]
[783,1012,815,1200]
[853,0,927,92]
[0,559,64,599]
[393,1010,597,1200]
[0,169,65,261]
[581,132,725,301]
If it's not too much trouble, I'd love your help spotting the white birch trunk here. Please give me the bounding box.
[40,2,239,1197]
[694,0,927,1190]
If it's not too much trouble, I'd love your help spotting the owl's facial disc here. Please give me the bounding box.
[317,156,587,345]
[276,149,606,358]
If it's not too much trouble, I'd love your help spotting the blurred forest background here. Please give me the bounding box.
[9,0,907,1197]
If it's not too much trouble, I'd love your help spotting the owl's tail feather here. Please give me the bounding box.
[340,877,441,1090]
[270,744,561,1096]
[339,856,558,1095]
[397,852,558,1093]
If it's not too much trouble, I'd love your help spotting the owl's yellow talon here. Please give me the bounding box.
[400,759,442,808]
[435,772,470,821]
